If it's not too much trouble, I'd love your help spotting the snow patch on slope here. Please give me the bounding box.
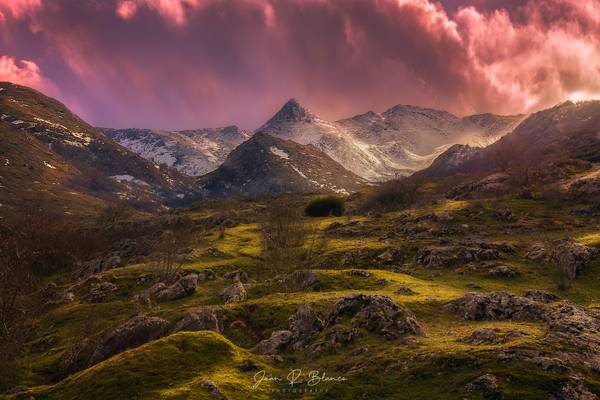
[269,146,289,159]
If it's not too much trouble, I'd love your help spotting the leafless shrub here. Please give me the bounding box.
[149,215,196,283]
[539,184,568,208]
[0,220,42,388]
[554,255,576,291]
[359,177,421,213]
[260,200,326,277]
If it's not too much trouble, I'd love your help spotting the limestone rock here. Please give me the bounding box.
[201,379,228,400]
[523,290,559,304]
[288,303,323,349]
[257,330,293,355]
[460,328,525,345]
[173,306,225,333]
[219,282,246,304]
[90,315,169,364]
[465,374,501,400]
[224,270,249,283]
[328,294,423,340]
[395,285,417,295]
[445,292,545,321]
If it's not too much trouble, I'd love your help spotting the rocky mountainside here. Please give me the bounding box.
[0,82,200,216]
[101,126,251,176]
[418,100,600,179]
[199,132,365,197]
[415,144,484,178]
[259,99,524,181]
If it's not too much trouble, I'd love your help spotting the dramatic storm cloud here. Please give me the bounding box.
[1,0,599,129]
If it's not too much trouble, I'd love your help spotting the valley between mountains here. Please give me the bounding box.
[2,81,600,400]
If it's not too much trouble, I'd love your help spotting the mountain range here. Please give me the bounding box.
[3,81,600,213]
[259,99,523,180]
[106,98,524,183]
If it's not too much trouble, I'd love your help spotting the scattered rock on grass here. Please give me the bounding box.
[201,379,228,400]
[526,239,595,277]
[155,274,199,302]
[90,315,169,364]
[395,285,417,295]
[523,290,559,304]
[487,265,519,278]
[460,328,525,345]
[378,248,404,264]
[86,281,118,303]
[204,247,230,258]
[465,374,501,400]
[416,242,511,268]
[197,269,215,281]
[445,292,544,321]
[494,208,514,222]
[173,306,225,333]
[555,381,598,400]
[288,303,323,349]
[224,270,249,283]
[328,294,424,340]
[257,330,293,355]
[219,282,246,304]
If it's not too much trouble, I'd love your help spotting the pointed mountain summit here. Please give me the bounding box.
[262,98,314,127]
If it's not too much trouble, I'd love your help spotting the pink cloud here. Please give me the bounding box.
[116,1,138,20]
[0,55,57,96]
[0,0,41,21]
[4,0,600,129]
[116,0,204,25]
[454,0,600,114]
[0,56,42,86]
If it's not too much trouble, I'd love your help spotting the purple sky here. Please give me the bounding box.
[1,0,600,130]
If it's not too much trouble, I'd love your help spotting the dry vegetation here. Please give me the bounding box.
[259,200,327,278]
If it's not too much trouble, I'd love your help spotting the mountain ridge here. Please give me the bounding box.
[198,131,365,197]
[0,82,200,216]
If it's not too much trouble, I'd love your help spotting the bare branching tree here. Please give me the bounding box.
[260,201,326,277]
[360,176,422,213]
[150,215,196,283]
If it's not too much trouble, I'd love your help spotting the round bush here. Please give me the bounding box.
[305,196,344,217]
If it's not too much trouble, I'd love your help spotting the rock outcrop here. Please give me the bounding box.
[257,330,293,355]
[173,306,225,333]
[288,303,323,349]
[137,273,199,303]
[445,292,545,321]
[328,294,423,340]
[219,282,246,304]
[460,328,525,345]
[416,241,513,268]
[526,239,595,277]
[89,315,169,364]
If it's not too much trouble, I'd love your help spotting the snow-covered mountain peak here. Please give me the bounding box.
[263,98,314,127]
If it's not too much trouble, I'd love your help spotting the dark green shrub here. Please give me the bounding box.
[305,196,345,217]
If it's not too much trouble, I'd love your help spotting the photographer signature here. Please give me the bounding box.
[253,369,348,389]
